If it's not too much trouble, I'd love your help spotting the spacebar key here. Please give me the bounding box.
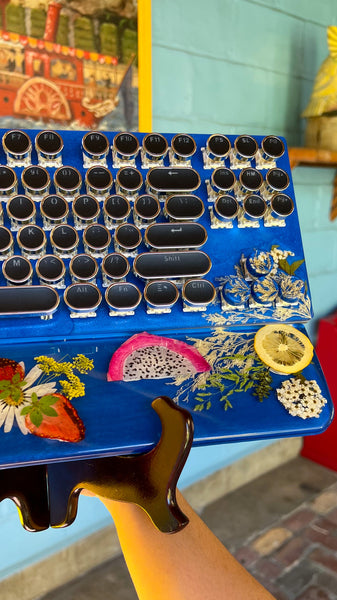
[0,286,60,317]
[134,251,212,280]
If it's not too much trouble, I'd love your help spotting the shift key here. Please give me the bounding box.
[133,251,211,280]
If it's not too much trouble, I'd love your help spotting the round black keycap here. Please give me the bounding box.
[143,133,168,157]
[115,224,141,250]
[36,130,63,154]
[212,168,235,191]
[55,166,81,191]
[240,168,263,191]
[207,135,230,157]
[105,282,141,310]
[65,283,101,311]
[0,226,13,252]
[3,255,32,283]
[165,195,204,220]
[235,135,258,158]
[8,196,35,220]
[117,167,142,192]
[70,254,98,280]
[271,194,294,217]
[17,225,45,251]
[51,225,78,250]
[73,195,100,220]
[261,136,284,159]
[171,134,196,158]
[36,255,65,282]
[22,166,49,191]
[134,195,160,219]
[83,224,111,251]
[183,279,216,305]
[215,195,239,219]
[113,132,139,156]
[3,130,31,155]
[102,253,129,279]
[145,280,178,307]
[104,195,130,220]
[266,168,289,191]
[0,166,16,190]
[82,131,109,156]
[243,195,267,218]
[41,195,68,220]
[86,166,112,191]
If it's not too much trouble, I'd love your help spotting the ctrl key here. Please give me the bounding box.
[64,283,102,318]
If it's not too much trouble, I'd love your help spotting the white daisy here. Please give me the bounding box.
[0,362,56,435]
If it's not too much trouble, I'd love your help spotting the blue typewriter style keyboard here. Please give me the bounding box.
[0,129,312,343]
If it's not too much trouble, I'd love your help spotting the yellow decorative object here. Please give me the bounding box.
[254,324,313,375]
[303,26,337,150]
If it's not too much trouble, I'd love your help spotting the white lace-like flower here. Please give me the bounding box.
[276,377,327,419]
[0,362,56,435]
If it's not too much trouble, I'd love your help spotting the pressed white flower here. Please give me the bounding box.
[0,361,56,435]
[276,377,327,419]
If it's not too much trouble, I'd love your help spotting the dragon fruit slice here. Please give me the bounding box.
[107,332,211,382]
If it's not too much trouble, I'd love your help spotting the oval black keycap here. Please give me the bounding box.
[143,133,168,157]
[0,226,13,253]
[147,168,200,193]
[235,135,257,158]
[3,130,31,155]
[211,168,235,191]
[86,166,112,191]
[22,166,49,191]
[261,136,284,159]
[83,224,111,251]
[64,283,101,311]
[207,135,230,157]
[36,130,63,154]
[270,194,294,217]
[134,195,160,219]
[104,195,130,220]
[51,225,78,251]
[54,166,81,191]
[8,195,35,220]
[171,134,196,158]
[144,280,179,307]
[0,285,59,316]
[266,168,289,191]
[134,251,211,280]
[82,131,109,156]
[214,195,239,219]
[115,224,141,250]
[73,195,100,220]
[36,255,65,282]
[0,166,16,191]
[113,132,139,156]
[240,168,263,191]
[165,195,204,220]
[3,255,32,284]
[183,279,216,305]
[102,253,130,280]
[145,223,207,250]
[117,167,142,192]
[41,195,68,220]
[105,282,141,310]
[17,225,46,251]
[70,254,98,280]
[243,195,267,218]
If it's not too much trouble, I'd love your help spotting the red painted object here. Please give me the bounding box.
[301,313,337,470]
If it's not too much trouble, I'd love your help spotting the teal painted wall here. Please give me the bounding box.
[2,0,337,581]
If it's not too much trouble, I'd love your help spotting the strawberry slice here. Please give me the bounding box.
[0,358,24,383]
[23,393,85,443]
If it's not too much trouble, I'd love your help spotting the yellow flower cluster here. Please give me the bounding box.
[34,353,94,400]
[60,375,85,400]
[72,354,94,374]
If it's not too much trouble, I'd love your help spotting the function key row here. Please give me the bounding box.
[0,130,285,171]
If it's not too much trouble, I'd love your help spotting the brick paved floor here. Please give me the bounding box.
[39,456,337,600]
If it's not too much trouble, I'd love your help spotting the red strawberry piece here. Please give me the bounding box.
[0,358,24,382]
[25,393,85,443]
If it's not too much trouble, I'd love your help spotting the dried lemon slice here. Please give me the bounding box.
[254,324,313,374]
